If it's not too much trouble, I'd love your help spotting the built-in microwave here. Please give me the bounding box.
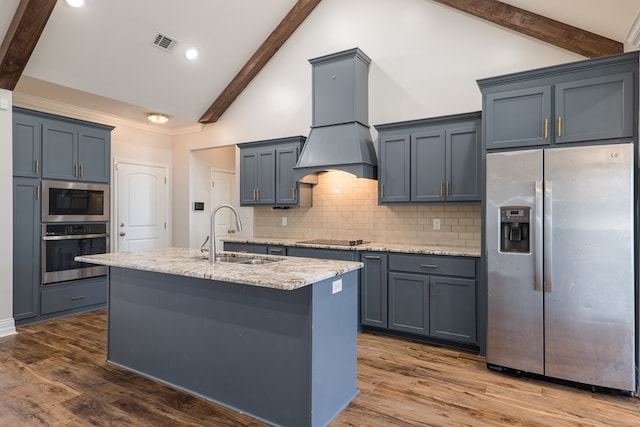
[42,180,109,222]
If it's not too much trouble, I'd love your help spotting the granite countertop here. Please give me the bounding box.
[224,237,481,257]
[76,248,362,291]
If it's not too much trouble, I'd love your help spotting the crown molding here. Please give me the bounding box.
[12,92,204,136]
[627,10,640,47]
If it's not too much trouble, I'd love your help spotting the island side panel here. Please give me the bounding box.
[107,267,312,427]
[311,270,359,427]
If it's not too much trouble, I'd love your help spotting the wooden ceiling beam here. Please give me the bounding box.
[432,0,623,58]
[199,0,322,124]
[0,0,57,91]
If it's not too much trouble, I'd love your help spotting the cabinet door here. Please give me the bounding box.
[256,151,275,204]
[388,272,429,336]
[239,150,259,205]
[446,124,480,201]
[379,134,410,203]
[42,121,78,180]
[411,130,445,202]
[555,72,634,144]
[13,178,40,320]
[13,112,41,178]
[485,86,552,149]
[429,276,476,344]
[360,253,388,328]
[275,146,299,205]
[78,126,110,182]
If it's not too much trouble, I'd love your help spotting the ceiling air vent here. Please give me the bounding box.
[151,33,178,53]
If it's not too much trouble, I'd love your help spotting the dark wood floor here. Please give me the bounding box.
[1,309,639,426]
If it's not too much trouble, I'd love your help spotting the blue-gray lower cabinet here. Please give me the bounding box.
[223,242,268,254]
[388,272,429,335]
[40,277,107,316]
[360,252,388,328]
[287,246,357,261]
[13,178,40,321]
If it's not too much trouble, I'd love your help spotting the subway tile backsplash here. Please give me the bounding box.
[253,171,481,248]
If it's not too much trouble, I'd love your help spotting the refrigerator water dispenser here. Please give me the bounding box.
[500,206,530,253]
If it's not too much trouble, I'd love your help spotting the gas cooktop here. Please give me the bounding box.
[296,239,369,247]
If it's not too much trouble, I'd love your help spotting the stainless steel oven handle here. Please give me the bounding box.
[42,233,110,241]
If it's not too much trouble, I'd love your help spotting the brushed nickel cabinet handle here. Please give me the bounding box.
[80,165,84,177]
[420,264,438,269]
[270,249,283,254]
[364,255,380,259]
[74,164,78,177]
[36,185,40,200]
[34,160,39,174]
[440,181,444,198]
[380,183,384,199]
[446,181,450,198]
[429,282,435,298]
[71,295,86,301]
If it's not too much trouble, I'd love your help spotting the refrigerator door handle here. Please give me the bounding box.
[534,180,543,292]
[543,180,553,293]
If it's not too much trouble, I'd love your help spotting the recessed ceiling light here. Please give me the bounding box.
[185,47,199,60]
[66,0,85,7]
[147,113,169,124]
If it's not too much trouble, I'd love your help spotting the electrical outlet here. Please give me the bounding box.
[433,218,441,230]
[332,279,342,294]
[282,217,287,226]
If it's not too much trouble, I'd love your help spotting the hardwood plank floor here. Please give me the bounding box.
[1,309,638,426]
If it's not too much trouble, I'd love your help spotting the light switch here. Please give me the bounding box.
[433,218,441,230]
[281,217,287,226]
[0,99,8,110]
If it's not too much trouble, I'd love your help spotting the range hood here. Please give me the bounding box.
[294,48,378,181]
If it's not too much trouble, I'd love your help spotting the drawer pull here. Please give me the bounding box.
[71,295,86,301]
[365,255,380,259]
[420,264,438,269]
[270,249,283,254]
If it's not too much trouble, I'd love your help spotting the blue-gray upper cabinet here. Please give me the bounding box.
[41,119,111,183]
[239,136,309,207]
[13,110,42,178]
[479,52,637,150]
[376,112,481,203]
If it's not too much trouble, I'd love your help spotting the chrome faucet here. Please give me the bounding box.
[210,204,243,264]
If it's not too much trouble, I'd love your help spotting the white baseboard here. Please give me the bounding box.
[0,317,17,338]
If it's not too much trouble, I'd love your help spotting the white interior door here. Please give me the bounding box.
[211,169,235,252]
[116,161,168,252]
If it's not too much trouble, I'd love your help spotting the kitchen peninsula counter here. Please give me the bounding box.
[77,248,362,427]
[223,237,481,257]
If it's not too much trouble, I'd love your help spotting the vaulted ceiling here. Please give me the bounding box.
[1,0,639,131]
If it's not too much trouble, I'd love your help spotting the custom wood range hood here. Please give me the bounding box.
[293,48,378,181]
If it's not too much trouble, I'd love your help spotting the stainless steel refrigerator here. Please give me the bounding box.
[486,143,636,392]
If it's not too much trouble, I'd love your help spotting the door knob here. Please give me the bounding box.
[119,232,126,236]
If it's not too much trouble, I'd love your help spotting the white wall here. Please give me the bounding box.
[171,0,583,246]
[0,89,15,337]
[189,146,236,248]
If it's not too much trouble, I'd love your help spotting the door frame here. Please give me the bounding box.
[112,158,171,253]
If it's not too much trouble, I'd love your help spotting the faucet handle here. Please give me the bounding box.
[228,229,236,234]
[200,235,210,253]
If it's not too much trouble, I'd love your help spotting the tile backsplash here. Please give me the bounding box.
[254,171,481,248]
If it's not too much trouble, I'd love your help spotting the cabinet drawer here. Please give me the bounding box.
[223,242,268,254]
[41,278,107,315]
[287,247,357,261]
[267,245,287,256]
[388,254,475,277]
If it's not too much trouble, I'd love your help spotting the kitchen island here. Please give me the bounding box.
[76,248,363,427]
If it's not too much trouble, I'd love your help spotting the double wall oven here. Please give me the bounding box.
[41,181,110,285]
